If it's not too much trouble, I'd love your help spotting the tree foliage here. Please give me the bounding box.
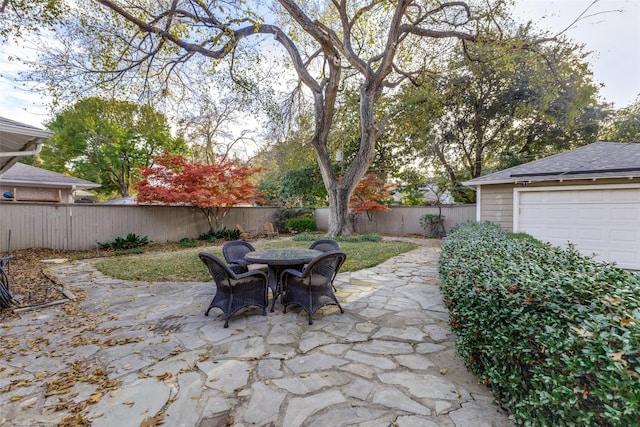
[600,96,640,142]
[41,97,187,197]
[278,164,327,207]
[0,0,66,42]
[349,172,392,221]
[135,153,262,232]
[393,31,606,202]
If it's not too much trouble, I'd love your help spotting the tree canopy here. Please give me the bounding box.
[600,96,640,142]
[391,31,606,202]
[135,153,262,231]
[41,97,187,197]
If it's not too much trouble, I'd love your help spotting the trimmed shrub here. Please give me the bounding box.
[285,217,317,233]
[439,222,640,426]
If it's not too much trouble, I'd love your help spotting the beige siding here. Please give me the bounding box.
[479,185,514,231]
[315,205,476,235]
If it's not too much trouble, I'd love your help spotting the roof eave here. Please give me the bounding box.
[0,179,102,189]
[463,174,640,187]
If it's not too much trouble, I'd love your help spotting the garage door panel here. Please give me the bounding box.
[611,230,637,242]
[577,207,603,220]
[576,227,603,241]
[610,206,639,220]
[518,188,640,270]
[577,191,606,202]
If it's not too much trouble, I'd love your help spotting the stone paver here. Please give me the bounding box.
[0,239,513,426]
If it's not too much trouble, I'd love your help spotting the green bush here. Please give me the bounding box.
[439,222,640,426]
[278,207,315,231]
[285,217,317,233]
[197,227,241,242]
[178,238,199,248]
[98,233,149,250]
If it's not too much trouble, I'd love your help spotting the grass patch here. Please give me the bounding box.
[94,239,418,282]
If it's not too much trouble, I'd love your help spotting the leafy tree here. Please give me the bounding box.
[394,168,429,206]
[135,153,262,232]
[35,0,511,236]
[278,164,327,207]
[394,32,605,202]
[41,97,187,197]
[600,96,640,142]
[0,0,66,42]
[349,172,392,222]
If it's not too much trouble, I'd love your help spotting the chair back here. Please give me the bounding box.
[263,222,275,232]
[223,241,256,264]
[309,239,340,253]
[303,250,346,286]
[236,223,246,232]
[199,252,235,285]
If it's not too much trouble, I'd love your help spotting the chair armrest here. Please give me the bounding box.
[280,268,304,282]
[236,269,268,281]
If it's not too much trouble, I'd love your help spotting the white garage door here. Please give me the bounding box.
[517,187,640,270]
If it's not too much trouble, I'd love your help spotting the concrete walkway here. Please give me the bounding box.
[0,241,513,426]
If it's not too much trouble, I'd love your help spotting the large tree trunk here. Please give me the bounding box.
[315,86,379,237]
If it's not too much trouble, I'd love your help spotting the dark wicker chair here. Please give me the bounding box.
[309,239,340,252]
[199,252,268,328]
[308,239,340,290]
[222,241,267,274]
[280,250,347,325]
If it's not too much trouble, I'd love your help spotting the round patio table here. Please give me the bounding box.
[245,248,321,312]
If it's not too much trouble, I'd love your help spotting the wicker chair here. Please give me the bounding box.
[280,250,346,325]
[308,239,340,289]
[199,252,268,328]
[222,241,267,274]
[309,239,340,252]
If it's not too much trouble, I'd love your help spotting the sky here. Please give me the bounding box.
[0,0,639,130]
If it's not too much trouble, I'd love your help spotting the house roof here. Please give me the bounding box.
[463,142,640,186]
[0,116,53,173]
[0,162,101,189]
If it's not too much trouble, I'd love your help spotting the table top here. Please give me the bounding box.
[245,248,321,266]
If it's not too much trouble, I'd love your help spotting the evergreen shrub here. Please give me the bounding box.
[439,222,640,426]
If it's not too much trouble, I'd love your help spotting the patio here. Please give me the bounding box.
[0,241,512,426]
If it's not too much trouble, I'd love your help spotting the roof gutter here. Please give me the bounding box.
[0,139,45,157]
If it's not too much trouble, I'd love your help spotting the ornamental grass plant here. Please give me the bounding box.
[439,223,640,426]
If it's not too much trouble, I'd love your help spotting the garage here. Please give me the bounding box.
[515,185,640,270]
[463,142,640,271]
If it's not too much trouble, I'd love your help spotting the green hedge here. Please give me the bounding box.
[285,217,317,233]
[439,223,640,426]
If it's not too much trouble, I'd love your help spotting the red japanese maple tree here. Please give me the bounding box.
[135,152,262,231]
[349,172,392,222]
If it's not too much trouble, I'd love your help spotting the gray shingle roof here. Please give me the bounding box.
[0,162,100,189]
[464,142,640,186]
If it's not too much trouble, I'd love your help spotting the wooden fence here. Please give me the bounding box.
[0,203,280,252]
[0,203,476,252]
[315,205,476,236]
